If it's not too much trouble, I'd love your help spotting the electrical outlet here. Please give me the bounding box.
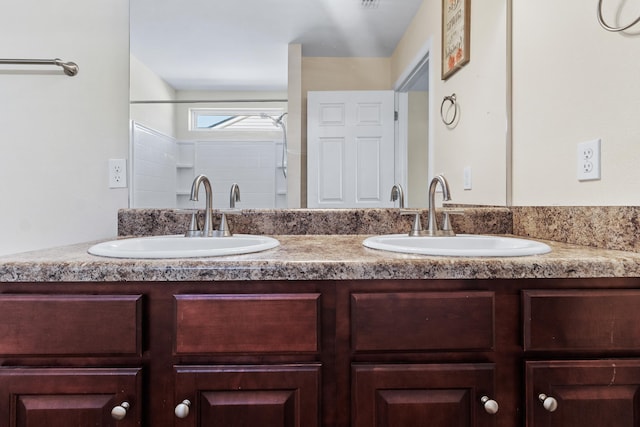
[577,139,601,181]
[109,159,127,188]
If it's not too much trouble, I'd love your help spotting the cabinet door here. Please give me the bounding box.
[526,360,640,427]
[174,364,321,427]
[352,363,497,427]
[0,367,141,427]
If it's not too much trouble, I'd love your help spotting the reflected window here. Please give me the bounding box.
[195,115,234,128]
[190,108,284,131]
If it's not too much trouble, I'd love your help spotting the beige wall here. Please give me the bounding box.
[390,0,509,206]
[393,0,640,207]
[512,0,640,206]
[0,0,130,256]
[403,0,506,206]
[301,57,392,92]
[408,91,430,207]
[435,1,507,206]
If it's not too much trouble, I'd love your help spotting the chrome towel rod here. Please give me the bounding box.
[0,58,78,76]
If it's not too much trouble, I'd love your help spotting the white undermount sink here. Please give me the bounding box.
[363,234,551,257]
[88,234,280,259]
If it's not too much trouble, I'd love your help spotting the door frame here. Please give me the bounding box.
[393,38,434,207]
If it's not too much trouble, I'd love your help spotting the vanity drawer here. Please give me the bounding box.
[523,289,640,351]
[174,293,320,354]
[0,294,142,356]
[351,291,495,352]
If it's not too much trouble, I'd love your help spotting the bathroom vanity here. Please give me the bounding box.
[2,232,640,427]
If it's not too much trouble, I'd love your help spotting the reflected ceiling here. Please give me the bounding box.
[130,0,424,91]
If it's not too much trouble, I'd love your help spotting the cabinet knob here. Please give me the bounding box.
[111,401,130,420]
[480,395,499,414]
[538,393,558,412]
[175,399,191,418]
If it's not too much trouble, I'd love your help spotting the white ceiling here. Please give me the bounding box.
[130,0,424,91]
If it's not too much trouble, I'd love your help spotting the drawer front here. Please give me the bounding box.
[351,291,495,352]
[523,289,640,351]
[0,294,142,356]
[174,293,320,354]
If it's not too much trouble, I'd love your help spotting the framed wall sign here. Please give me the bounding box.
[442,0,470,80]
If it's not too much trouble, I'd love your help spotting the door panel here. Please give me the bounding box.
[0,367,141,427]
[352,363,496,427]
[174,364,320,427]
[526,360,640,427]
[200,390,296,427]
[307,91,395,208]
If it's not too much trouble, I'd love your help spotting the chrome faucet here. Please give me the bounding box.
[390,184,405,208]
[218,183,241,237]
[229,183,241,208]
[425,175,452,236]
[189,174,214,237]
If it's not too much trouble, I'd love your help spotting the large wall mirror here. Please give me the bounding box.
[130,0,509,210]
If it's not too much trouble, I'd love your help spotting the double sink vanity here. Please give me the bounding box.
[1,205,640,427]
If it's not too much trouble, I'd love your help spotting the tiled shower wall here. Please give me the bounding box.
[131,122,177,208]
[131,122,287,209]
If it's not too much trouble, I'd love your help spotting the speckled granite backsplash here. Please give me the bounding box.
[118,208,512,237]
[512,206,640,253]
[118,206,640,253]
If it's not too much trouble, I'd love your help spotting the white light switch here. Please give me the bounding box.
[463,166,472,190]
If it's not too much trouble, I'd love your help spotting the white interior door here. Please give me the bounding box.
[307,91,395,208]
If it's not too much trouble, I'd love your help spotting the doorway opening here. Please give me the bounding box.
[395,44,432,208]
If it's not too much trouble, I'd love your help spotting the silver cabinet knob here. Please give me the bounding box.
[175,399,191,419]
[538,393,558,412]
[111,401,130,420]
[480,395,499,414]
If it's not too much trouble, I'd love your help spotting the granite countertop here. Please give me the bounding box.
[2,234,640,282]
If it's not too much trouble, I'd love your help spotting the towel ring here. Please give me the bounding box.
[441,93,458,125]
[597,0,640,32]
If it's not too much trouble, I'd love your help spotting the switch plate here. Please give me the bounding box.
[577,139,601,181]
[109,159,127,188]
[463,166,472,190]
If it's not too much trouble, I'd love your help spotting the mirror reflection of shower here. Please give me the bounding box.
[260,112,288,178]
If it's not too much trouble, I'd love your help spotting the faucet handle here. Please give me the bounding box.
[441,209,464,236]
[177,209,202,237]
[214,209,242,237]
[400,209,424,236]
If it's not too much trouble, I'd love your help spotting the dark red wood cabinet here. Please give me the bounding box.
[0,367,141,427]
[526,360,640,427]
[352,363,497,427]
[174,364,320,427]
[0,293,143,426]
[0,279,639,427]
[522,288,640,427]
